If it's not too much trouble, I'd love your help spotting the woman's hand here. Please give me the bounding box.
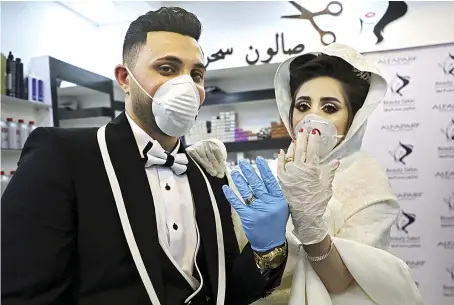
[186,139,227,178]
[277,129,339,245]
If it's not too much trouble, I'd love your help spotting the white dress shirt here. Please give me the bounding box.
[126,114,202,291]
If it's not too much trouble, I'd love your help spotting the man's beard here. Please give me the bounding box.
[130,85,168,137]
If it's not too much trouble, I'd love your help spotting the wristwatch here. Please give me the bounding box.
[253,241,288,270]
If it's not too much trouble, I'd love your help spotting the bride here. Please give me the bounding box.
[187,43,423,305]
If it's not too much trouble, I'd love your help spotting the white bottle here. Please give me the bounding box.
[29,121,37,134]
[1,120,8,149]
[6,118,20,150]
[18,119,29,148]
[1,170,10,196]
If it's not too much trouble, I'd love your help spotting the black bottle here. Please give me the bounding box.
[6,52,16,97]
[15,58,24,99]
[23,77,29,101]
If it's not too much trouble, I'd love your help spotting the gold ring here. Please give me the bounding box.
[245,195,256,205]
[285,156,294,163]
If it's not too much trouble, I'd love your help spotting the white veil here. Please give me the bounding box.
[274,43,388,164]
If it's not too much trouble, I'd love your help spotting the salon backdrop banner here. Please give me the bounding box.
[358,43,454,305]
[201,0,454,70]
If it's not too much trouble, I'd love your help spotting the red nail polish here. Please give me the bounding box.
[311,128,321,135]
[299,128,304,133]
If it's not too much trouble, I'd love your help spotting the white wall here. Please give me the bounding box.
[0,1,101,76]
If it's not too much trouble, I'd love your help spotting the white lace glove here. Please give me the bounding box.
[186,139,227,178]
[277,129,339,245]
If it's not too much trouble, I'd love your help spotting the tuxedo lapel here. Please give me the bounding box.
[181,145,219,299]
[104,112,165,302]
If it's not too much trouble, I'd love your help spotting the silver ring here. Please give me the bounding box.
[245,195,256,205]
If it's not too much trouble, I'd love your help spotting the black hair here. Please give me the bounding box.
[288,54,371,129]
[360,1,408,44]
[122,7,202,67]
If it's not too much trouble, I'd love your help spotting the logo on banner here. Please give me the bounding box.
[390,73,410,96]
[438,241,454,250]
[390,141,413,165]
[435,80,454,94]
[436,53,454,94]
[432,103,454,113]
[441,119,454,141]
[281,1,343,46]
[387,141,418,180]
[381,122,419,132]
[391,210,420,248]
[445,195,454,212]
[439,53,454,78]
[444,267,454,297]
[396,192,423,201]
[358,1,408,45]
[438,118,454,159]
[435,171,454,180]
[378,55,416,66]
[441,193,454,228]
[395,210,416,234]
[383,74,415,112]
[448,267,454,280]
[406,260,426,269]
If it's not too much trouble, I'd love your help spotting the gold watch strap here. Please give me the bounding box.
[254,241,288,270]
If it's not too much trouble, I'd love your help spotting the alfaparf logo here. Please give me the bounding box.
[439,53,454,78]
[395,210,416,234]
[389,141,413,165]
[441,118,454,142]
[390,73,410,96]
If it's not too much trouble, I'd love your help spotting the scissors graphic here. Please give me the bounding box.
[281,1,343,46]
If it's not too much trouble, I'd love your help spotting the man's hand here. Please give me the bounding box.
[222,157,289,252]
[186,139,227,178]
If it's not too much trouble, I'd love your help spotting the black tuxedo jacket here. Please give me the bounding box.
[1,112,285,305]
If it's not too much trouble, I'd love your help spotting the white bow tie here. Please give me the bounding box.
[142,140,188,175]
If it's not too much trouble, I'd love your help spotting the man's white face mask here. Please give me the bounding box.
[293,113,345,159]
[125,67,201,137]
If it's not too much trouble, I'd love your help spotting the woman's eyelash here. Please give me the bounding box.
[323,103,337,109]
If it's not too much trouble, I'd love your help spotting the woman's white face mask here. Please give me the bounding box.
[126,67,201,137]
[293,113,345,159]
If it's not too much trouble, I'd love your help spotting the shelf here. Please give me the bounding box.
[225,138,291,152]
[186,138,291,153]
[1,95,51,110]
[1,149,22,153]
[58,107,113,120]
[57,84,125,99]
[112,88,275,110]
[204,89,275,106]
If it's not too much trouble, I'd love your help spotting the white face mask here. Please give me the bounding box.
[294,114,345,159]
[126,67,201,137]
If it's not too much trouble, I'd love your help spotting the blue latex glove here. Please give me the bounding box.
[222,157,289,252]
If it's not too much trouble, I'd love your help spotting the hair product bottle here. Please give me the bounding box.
[6,118,19,150]
[6,52,16,97]
[15,58,24,99]
[1,120,8,149]
[1,53,6,95]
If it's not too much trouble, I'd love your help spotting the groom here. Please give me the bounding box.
[1,7,288,305]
